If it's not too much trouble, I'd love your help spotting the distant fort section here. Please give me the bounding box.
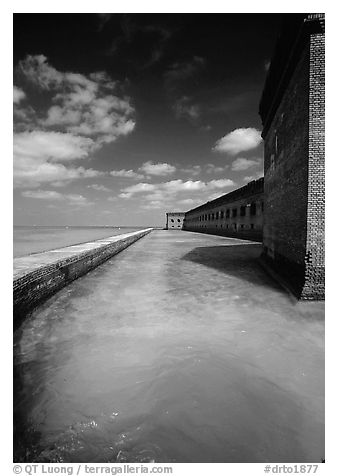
[182,178,264,241]
[165,212,185,230]
[167,14,324,300]
[259,13,325,300]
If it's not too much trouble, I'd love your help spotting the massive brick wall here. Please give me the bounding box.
[262,45,310,291]
[13,229,152,327]
[183,179,264,241]
[260,14,325,299]
[302,30,325,299]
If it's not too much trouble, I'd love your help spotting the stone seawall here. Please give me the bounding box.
[13,228,152,326]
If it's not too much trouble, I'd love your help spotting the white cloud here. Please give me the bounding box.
[139,161,176,176]
[213,127,262,155]
[21,189,90,206]
[205,163,229,174]
[231,157,262,171]
[14,130,94,162]
[119,182,156,198]
[16,54,136,145]
[88,184,111,192]
[181,165,201,177]
[207,179,235,189]
[13,86,26,104]
[243,173,263,183]
[21,190,64,200]
[66,194,89,205]
[14,130,102,188]
[18,54,63,89]
[110,169,144,179]
[15,56,134,188]
[119,178,235,200]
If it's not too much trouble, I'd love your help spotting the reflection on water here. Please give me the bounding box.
[14,232,324,463]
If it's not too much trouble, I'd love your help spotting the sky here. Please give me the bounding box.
[13,13,283,227]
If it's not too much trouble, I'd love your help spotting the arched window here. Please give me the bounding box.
[250,202,257,216]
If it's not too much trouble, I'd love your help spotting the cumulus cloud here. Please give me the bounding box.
[119,182,156,198]
[21,190,64,200]
[110,169,144,179]
[18,54,63,89]
[135,177,235,211]
[139,161,176,176]
[205,163,229,174]
[87,184,111,192]
[14,130,102,188]
[14,55,136,188]
[21,189,90,206]
[207,179,235,189]
[119,178,235,200]
[181,165,201,177]
[14,130,94,162]
[13,86,26,104]
[231,157,262,171]
[213,127,262,155]
[16,55,135,145]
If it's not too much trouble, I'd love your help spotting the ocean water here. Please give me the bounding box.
[13,226,143,258]
[14,231,324,463]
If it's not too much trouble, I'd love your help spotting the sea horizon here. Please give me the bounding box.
[13,225,158,258]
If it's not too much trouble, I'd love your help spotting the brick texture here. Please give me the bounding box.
[260,14,325,299]
[302,31,325,299]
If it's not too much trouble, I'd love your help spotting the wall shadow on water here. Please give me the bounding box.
[180,243,285,294]
[14,321,50,462]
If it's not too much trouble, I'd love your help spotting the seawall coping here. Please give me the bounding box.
[13,228,153,325]
[13,229,153,280]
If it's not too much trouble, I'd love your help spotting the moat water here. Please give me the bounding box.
[14,231,324,463]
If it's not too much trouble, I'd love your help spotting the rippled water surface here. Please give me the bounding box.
[14,231,324,463]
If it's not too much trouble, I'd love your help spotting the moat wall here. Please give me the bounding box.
[13,228,152,327]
